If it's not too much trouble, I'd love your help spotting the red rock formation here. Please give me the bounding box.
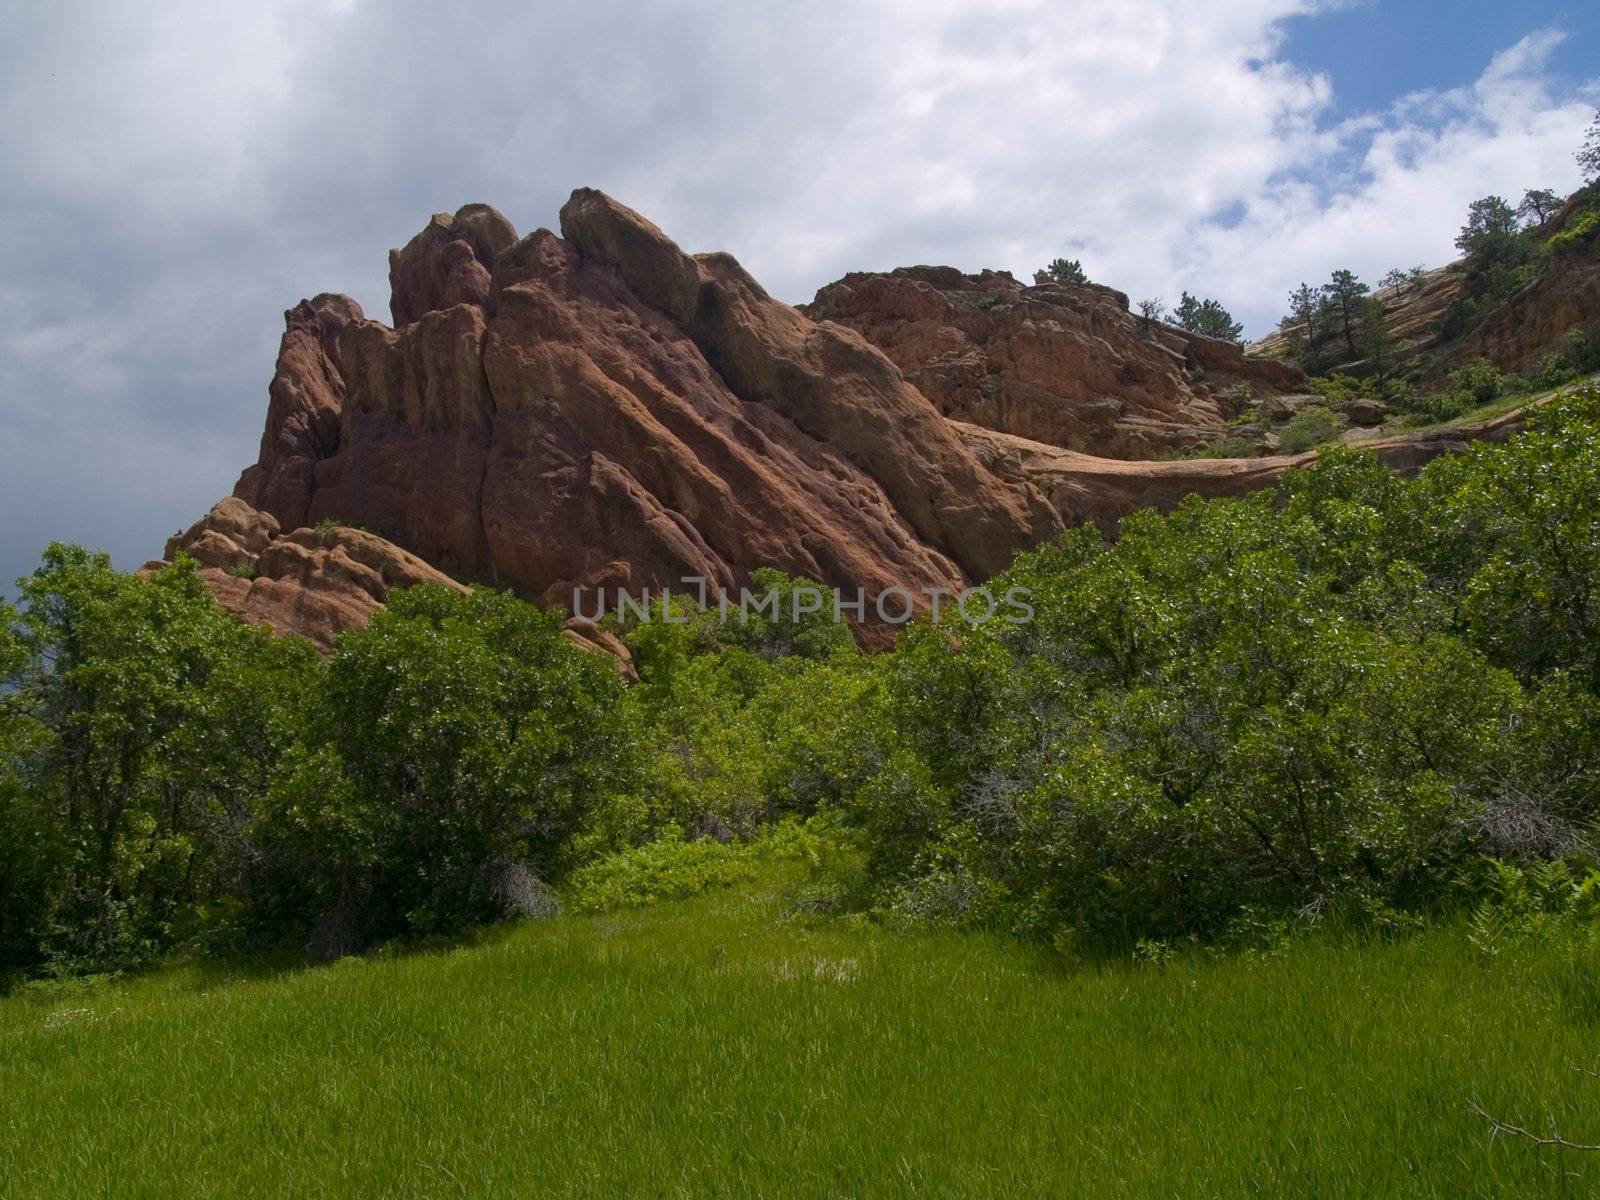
[234,194,1059,641]
[1250,266,1465,376]
[147,497,634,672]
[191,189,1547,653]
[146,497,468,653]
[1438,234,1600,378]
[959,402,1537,534]
[803,266,1304,458]
[1253,194,1599,383]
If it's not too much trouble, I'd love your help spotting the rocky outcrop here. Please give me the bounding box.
[1438,231,1600,378]
[960,401,1539,535]
[1250,267,1465,376]
[1253,191,1600,383]
[147,497,634,671]
[803,266,1304,458]
[188,189,1546,653]
[233,194,1060,643]
[146,498,468,652]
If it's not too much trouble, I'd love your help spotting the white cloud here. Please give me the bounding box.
[0,0,1595,591]
[1179,30,1595,334]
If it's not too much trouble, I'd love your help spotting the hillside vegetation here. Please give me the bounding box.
[3,387,1600,980]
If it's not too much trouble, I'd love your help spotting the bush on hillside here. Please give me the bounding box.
[1278,404,1342,453]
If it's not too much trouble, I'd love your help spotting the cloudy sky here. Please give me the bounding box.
[1,0,1596,597]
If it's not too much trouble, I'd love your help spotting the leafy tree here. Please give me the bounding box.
[1421,389,1600,688]
[1036,258,1086,285]
[260,585,638,944]
[1,548,313,971]
[1579,110,1600,184]
[1455,195,1527,289]
[1174,291,1244,343]
[1517,188,1562,226]
[1321,269,1370,357]
[1279,282,1329,369]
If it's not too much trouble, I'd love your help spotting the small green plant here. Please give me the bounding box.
[566,834,760,911]
[1547,209,1599,256]
[1413,358,1505,422]
[1450,357,1505,405]
[312,518,371,534]
[224,561,259,580]
[1529,329,1600,390]
[1036,257,1086,285]
[565,818,845,912]
[1307,373,1376,405]
[1278,404,1342,453]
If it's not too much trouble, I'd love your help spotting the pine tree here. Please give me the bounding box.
[1321,270,1370,357]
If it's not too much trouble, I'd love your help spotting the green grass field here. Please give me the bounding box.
[4,876,1600,1198]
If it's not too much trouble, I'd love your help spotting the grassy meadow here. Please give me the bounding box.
[4,869,1600,1199]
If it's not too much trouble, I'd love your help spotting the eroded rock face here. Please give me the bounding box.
[206,189,1540,653]
[1439,235,1600,378]
[1250,266,1465,376]
[148,497,467,653]
[388,203,519,328]
[958,402,1536,535]
[803,266,1304,458]
[235,191,1060,641]
[147,497,635,673]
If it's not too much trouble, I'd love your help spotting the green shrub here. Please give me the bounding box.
[225,561,259,580]
[566,833,761,911]
[1448,358,1505,405]
[255,585,638,945]
[842,392,1600,951]
[1278,404,1342,453]
[1566,327,1600,375]
[1546,209,1599,256]
[566,818,849,912]
[1198,434,1260,459]
[1307,373,1375,405]
[1413,358,1506,422]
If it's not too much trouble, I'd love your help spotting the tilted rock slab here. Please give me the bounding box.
[804,266,1304,458]
[178,189,1537,651]
[233,191,1058,641]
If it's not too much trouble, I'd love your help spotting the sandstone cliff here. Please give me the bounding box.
[804,266,1304,458]
[1251,191,1600,381]
[162,189,1550,651]
[1249,266,1465,375]
[232,192,1060,643]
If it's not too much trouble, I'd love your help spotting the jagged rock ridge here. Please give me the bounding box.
[157,189,1551,649]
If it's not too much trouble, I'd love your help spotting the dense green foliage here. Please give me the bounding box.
[842,391,1600,949]
[0,569,632,975]
[1173,290,1243,342]
[1278,402,1344,452]
[4,390,1600,978]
